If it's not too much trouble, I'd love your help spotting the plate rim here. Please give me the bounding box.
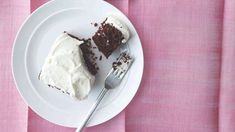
[12,0,144,128]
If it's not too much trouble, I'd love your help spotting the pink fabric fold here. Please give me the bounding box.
[2,0,235,131]
[219,0,235,131]
[0,0,29,132]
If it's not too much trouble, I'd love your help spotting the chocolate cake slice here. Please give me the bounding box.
[92,16,130,58]
[65,32,98,75]
[38,32,96,100]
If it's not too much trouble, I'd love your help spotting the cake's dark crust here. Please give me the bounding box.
[48,85,70,95]
[79,43,98,75]
[65,31,98,75]
[92,18,124,58]
[65,31,85,41]
[38,71,41,80]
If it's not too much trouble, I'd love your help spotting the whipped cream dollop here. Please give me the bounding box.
[105,16,130,43]
[39,33,95,100]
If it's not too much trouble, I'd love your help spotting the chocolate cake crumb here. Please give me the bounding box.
[55,87,60,90]
[94,23,98,27]
[112,62,117,70]
[92,57,97,61]
[99,55,102,61]
[92,18,125,58]
[112,61,122,70]
[117,62,122,65]
[91,23,98,27]
[112,52,131,70]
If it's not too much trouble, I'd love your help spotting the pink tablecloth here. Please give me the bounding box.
[1,0,235,132]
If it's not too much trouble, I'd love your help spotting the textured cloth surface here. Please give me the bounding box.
[1,0,235,132]
[0,0,29,132]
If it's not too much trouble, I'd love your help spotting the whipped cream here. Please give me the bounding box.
[105,16,130,43]
[39,33,95,100]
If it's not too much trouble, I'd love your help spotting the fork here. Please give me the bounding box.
[76,52,133,132]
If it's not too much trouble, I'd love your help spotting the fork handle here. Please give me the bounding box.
[76,88,108,132]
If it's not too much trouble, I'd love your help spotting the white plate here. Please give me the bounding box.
[12,0,143,128]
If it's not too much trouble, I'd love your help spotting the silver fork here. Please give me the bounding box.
[76,52,133,132]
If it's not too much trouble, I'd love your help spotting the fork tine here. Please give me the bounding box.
[107,69,113,76]
[110,68,115,74]
[118,71,125,79]
[106,52,133,87]
[113,69,119,75]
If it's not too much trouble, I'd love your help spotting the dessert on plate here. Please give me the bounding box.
[38,32,96,100]
[39,16,131,101]
[92,16,130,58]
